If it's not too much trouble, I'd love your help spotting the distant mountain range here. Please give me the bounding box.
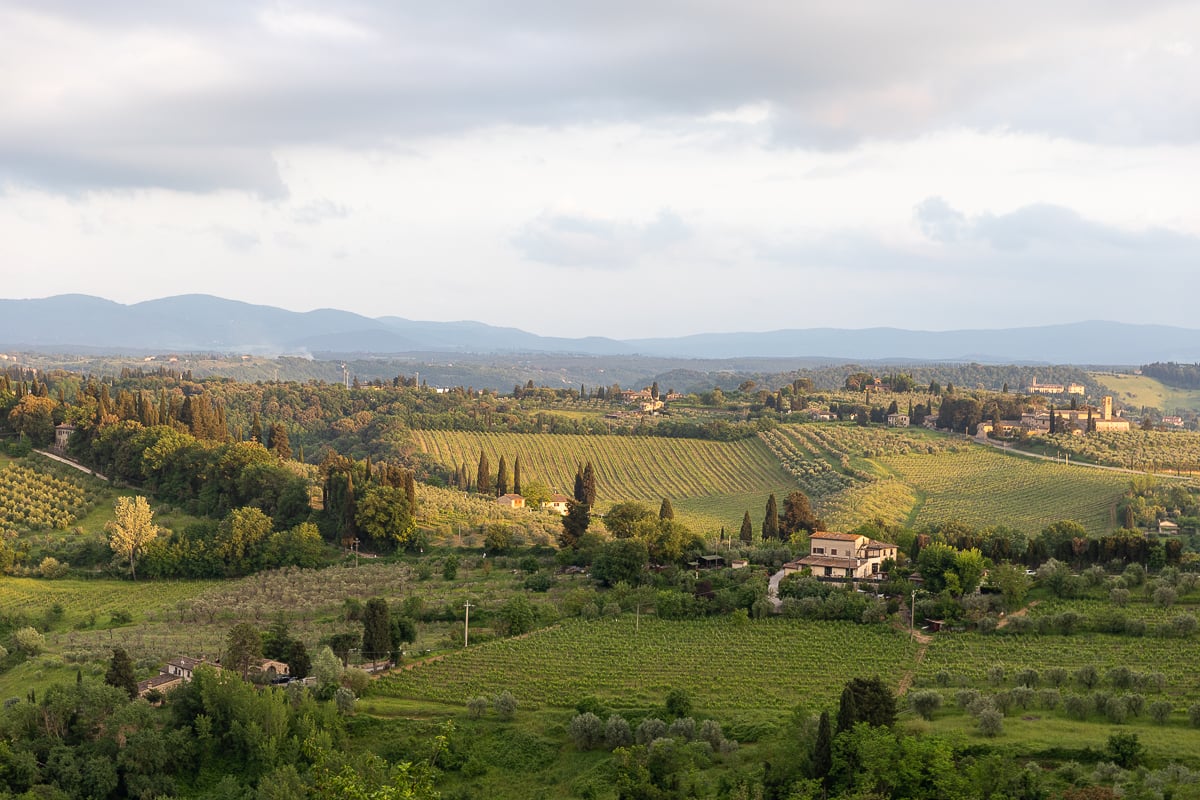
[1,294,1198,364]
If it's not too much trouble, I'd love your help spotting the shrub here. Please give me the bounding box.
[1105,697,1128,724]
[1106,731,1144,769]
[956,689,981,710]
[667,717,696,742]
[494,690,518,720]
[0,645,7,661]
[1010,687,1037,710]
[1149,701,1173,724]
[698,719,725,750]
[1064,694,1091,720]
[1038,689,1060,710]
[909,690,943,721]
[467,696,488,719]
[38,557,69,579]
[1154,586,1179,609]
[1075,665,1099,690]
[1109,587,1131,607]
[1189,703,1200,728]
[986,666,1005,686]
[605,715,633,749]
[569,712,605,750]
[1014,668,1039,688]
[341,668,370,695]
[524,572,553,592]
[934,670,951,687]
[635,718,668,745]
[335,687,356,715]
[1125,693,1145,718]
[977,709,1003,737]
[1045,667,1068,687]
[1107,666,1133,690]
[442,555,459,581]
[665,688,692,719]
[14,627,44,655]
[109,610,133,625]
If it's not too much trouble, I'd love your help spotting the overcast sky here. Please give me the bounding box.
[1,1,1198,338]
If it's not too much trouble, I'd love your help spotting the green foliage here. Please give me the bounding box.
[665,688,692,720]
[103,647,137,699]
[361,597,391,661]
[225,622,263,678]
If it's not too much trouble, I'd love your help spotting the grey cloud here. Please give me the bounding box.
[2,1,1198,193]
[513,209,689,269]
[917,198,1200,268]
[291,199,349,225]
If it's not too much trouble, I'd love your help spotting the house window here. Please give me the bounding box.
[831,548,838,556]
[824,567,833,576]
[813,547,824,554]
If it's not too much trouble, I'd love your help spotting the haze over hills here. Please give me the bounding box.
[1,294,1199,365]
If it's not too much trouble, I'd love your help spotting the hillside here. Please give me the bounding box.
[1091,371,1200,414]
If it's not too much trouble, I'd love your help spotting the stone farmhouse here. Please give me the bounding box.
[783,532,898,582]
[496,493,526,509]
[541,494,572,515]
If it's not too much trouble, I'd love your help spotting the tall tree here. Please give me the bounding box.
[762,494,780,540]
[361,598,392,662]
[512,456,522,496]
[105,647,138,699]
[740,511,753,544]
[106,496,159,581]
[560,501,590,550]
[659,498,675,520]
[476,451,493,495]
[225,622,263,679]
[780,490,819,536]
[811,710,833,782]
[583,461,597,506]
[1049,404,1057,434]
[268,423,291,460]
[573,466,587,504]
[496,455,509,496]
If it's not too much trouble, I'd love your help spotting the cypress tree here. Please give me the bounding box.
[659,498,674,520]
[105,647,138,699]
[574,466,587,504]
[1049,404,1057,434]
[496,456,509,496]
[836,684,858,733]
[740,511,753,544]
[512,456,522,496]
[762,494,779,540]
[477,452,492,495]
[362,598,392,662]
[812,710,833,781]
[583,461,597,506]
[404,471,417,510]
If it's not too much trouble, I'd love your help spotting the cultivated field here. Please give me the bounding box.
[411,431,798,532]
[762,424,1130,532]
[375,616,917,716]
[1037,430,1200,473]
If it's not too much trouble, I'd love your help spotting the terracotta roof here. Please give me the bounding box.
[548,494,572,503]
[497,493,524,501]
[865,540,897,550]
[137,674,182,694]
[809,532,861,542]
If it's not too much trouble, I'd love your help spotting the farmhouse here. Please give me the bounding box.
[541,494,571,515]
[886,413,910,428]
[496,493,526,509]
[783,532,898,582]
[54,423,76,451]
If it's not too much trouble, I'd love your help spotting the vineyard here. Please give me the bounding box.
[0,461,101,531]
[375,616,917,714]
[757,424,1128,532]
[878,448,1130,532]
[1037,430,1200,473]
[916,632,1200,702]
[411,431,798,531]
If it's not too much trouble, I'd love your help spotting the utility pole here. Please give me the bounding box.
[350,537,360,568]
[463,601,473,648]
[910,589,916,642]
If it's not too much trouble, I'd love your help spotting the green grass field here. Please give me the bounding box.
[376,616,918,716]
[1091,371,1200,414]
[411,431,799,533]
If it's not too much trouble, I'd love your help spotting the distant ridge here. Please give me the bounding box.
[1,294,1199,364]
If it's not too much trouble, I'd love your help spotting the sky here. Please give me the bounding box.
[1,1,1198,339]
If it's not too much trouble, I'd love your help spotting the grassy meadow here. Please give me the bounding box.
[1091,371,1200,415]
